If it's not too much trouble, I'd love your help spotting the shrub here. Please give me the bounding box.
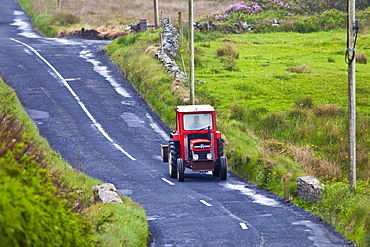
[357,7,370,31]
[292,10,345,33]
[261,112,285,131]
[356,51,368,64]
[287,108,311,119]
[221,57,239,71]
[313,104,346,117]
[229,103,248,121]
[194,54,203,68]
[328,57,335,63]
[294,97,314,109]
[193,29,224,42]
[253,22,280,33]
[52,13,81,27]
[286,65,312,73]
[278,19,295,32]
[317,9,346,30]
[116,33,143,46]
[34,14,58,37]
[293,17,320,33]
[216,44,239,59]
[199,42,211,48]
[365,214,370,246]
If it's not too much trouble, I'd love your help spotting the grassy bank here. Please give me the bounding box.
[0,78,149,245]
[14,0,370,245]
[106,29,370,246]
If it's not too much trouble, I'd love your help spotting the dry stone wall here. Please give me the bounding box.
[297,176,324,203]
[145,18,187,83]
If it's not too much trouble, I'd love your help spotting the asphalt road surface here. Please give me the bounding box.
[0,1,355,246]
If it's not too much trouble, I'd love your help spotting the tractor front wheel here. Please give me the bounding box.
[177,158,184,182]
[219,156,227,180]
[212,167,220,177]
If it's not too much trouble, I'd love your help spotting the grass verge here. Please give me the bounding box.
[0,78,149,246]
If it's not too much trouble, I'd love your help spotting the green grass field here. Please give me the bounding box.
[107,28,370,246]
[193,30,369,113]
[194,30,370,246]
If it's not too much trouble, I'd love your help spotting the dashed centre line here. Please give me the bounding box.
[239,223,248,230]
[161,178,175,185]
[200,200,213,207]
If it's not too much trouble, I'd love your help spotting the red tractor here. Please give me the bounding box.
[161,105,227,182]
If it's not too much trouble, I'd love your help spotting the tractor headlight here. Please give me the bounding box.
[207,153,213,160]
[193,154,199,160]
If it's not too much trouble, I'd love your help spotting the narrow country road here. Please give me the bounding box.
[0,1,355,246]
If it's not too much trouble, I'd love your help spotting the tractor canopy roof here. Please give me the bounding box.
[176,105,215,113]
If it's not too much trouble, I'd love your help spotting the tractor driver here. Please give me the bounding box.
[188,115,202,130]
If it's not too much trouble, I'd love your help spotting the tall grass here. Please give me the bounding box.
[228,100,368,181]
[286,65,312,73]
[357,51,368,64]
[216,44,239,59]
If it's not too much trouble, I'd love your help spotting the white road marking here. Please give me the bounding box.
[239,223,248,230]
[121,101,135,106]
[65,78,81,81]
[11,11,41,39]
[11,38,136,161]
[200,200,213,207]
[222,183,280,207]
[161,178,175,185]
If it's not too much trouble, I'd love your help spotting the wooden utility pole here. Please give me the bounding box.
[57,0,62,13]
[347,0,357,189]
[154,0,159,29]
[189,0,195,105]
[178,12,184,45]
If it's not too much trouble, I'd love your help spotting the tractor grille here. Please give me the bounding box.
[185,133,214,161]
[193,151,209,160]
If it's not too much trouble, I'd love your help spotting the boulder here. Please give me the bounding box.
[297,176,324,203]
[93,183,123,204]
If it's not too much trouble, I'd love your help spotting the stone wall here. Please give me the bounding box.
[145,18,187,83]
[297,176,324,203]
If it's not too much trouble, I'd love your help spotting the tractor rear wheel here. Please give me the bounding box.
[219,156,227,180]
[218,138,224,157]
[168,141,178,178]
[177,158,184,182]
